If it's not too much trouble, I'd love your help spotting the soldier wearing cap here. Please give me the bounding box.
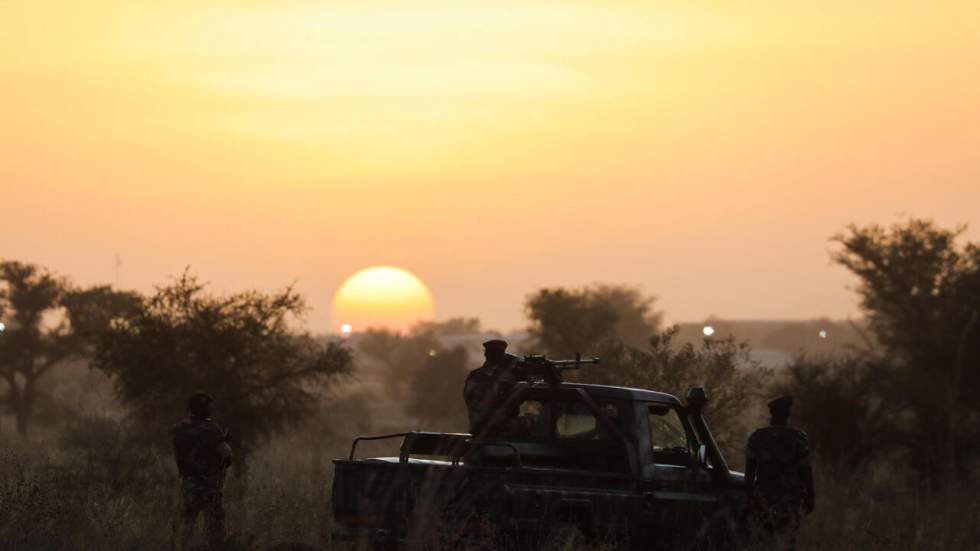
[744,395,815,550]
[463,339,520,435]
[172,392,233,551]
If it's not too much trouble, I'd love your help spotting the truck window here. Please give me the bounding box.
[514,399,548,440]
[649,404,691,466]
[556,400,597,438]
[555,400,622,440]
[519,399,543,418]
[511,396,630,472]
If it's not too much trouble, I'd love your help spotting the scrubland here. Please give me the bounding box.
[3,426,977,551]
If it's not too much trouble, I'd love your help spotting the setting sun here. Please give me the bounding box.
[331,266,436,334]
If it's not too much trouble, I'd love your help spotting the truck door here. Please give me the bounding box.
[638,403,718,548]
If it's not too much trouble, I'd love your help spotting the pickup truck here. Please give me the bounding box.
[331,382,747,550]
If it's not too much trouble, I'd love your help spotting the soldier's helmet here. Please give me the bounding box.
[767,395,794,416]
[482,339,508,352]
[483,339,508,360]
[188,392,215,417]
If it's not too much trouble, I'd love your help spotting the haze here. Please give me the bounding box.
[4,1,979,332]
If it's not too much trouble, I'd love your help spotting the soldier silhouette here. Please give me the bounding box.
[172,392,233,551]
[744,395,815,551]
[463,339,519,435]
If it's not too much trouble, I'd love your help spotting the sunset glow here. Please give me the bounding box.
[3,1,979,331]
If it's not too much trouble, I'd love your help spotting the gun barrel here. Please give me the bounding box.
[551,357,600,367]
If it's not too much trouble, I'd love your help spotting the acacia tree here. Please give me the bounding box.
[0,261,138,438]
[357,327,442,402]
[525,284,762,457]
[775,354,900,474]
[569,327,771,462]
[356,318,479,423]
[404,345,470,431]
[525,284,662,356]
[93,272,353,466]
[833,219,980,486]
[0,261,66,437]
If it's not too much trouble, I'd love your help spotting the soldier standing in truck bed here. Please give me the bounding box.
[463,339,520,435]
[173,392,233,551]
[745,395,816,551]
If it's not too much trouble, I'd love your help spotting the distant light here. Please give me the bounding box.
[818,329,828,339]
[0,322,5,333]
[340,324,352,336]
[703,325,715,337]
[428,349,437,357]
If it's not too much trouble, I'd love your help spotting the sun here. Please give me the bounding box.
[331,266,436,334]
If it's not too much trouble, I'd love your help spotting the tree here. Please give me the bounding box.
[569,327,772,462]
[775,354,899,474]
[93,272,353,465]
[0,261,66,437]
[0,261,137,438]
[412,317,482,336]
[833,219,980,485]
[355,320,477,425]
[357,327,442,402]
[61,285,142,347]
[404,345,470,431]
[525,284,662,356]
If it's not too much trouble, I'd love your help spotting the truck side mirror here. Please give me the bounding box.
[685,387,708,411]
[697,444,708,467]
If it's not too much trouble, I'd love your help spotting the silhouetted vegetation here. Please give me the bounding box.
[775,354,899,474]
[92,271,353,466]
[525,284,662,355]
[357,327,443,403]
[404,345,470,431]
[355,319,477,431]
[0,261,138,438]
[831,219,980,487]
[566,327,772,461]
[1,218,978,549]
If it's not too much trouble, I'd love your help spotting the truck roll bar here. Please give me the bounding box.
[349,432,413,460]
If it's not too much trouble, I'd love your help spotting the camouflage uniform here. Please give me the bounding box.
[173,415,233,550]
[745,423,814,551]
[463,342,519,435]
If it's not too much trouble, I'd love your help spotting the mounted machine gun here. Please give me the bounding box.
[514,352,600,385]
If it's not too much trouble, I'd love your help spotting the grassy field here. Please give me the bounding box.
[2,431,977,551]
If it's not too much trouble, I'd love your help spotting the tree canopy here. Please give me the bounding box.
[355,319,476,428]
[569,327,770,460]
[832,219,980,485]
[0,260,137,437]
[93,272,352,456]
[525,284,662,356]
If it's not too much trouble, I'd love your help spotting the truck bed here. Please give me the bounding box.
[332,442,640,547]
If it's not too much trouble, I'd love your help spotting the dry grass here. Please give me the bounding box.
[0,428,346,551]
[2,432,977,551]
[795,467,980,551]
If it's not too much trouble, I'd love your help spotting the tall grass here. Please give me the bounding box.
[795,467,980,551]
[2,431,977,551]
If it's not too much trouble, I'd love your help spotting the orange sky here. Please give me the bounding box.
[3,1,979,332]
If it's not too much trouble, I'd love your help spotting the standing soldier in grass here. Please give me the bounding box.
[745,395,816,551]
[173,392,233,551]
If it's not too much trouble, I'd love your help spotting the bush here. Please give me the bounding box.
[569,327,772,463]
[774,355,901,475]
